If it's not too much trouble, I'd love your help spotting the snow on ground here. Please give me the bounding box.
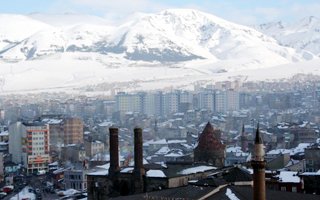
[0,53,320,94]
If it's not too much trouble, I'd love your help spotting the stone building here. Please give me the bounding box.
[194,122,226,167]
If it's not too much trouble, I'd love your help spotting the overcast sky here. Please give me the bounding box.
[1,0,320,25]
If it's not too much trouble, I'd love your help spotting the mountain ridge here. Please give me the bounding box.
[0,9,319,93]
[0,9,313,65]
[255,16,320,56]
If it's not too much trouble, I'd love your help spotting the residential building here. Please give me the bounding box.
[84,140,105,158]
[9,121,50,174]
[64,168,87,191]
[305,144,320,172]
[197,91,215,111]
[63,118,84,145]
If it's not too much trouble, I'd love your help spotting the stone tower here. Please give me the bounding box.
[251,124,266,200]
[194,122,226,167]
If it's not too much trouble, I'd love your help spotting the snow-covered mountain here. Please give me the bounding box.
[0,9,313,65]
[0,9,319,93]
[255,16,320,56]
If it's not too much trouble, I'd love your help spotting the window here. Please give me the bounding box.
[292,187,297,192]
[307,160,313,165]
[281,186,286,191]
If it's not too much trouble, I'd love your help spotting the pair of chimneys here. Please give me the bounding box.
[108,127,145,193]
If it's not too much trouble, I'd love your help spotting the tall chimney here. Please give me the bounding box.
[109,127,120,176]
[133,127,145,193]
[251,123,266,200]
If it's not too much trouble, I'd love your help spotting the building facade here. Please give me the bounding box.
[194,122,226,167]
[9,122,50,174]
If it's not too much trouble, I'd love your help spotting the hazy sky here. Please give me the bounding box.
[1,0,320,25]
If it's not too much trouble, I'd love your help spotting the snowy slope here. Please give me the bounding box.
[1,53,320,94]
[0,9,312,65]
[0,9,319,93]
[28,13,112,26]
[256,16,320,56]
[0,14,52,50]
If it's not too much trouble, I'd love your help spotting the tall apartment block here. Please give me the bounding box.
[43,117,84,146]
[9,121,50,174]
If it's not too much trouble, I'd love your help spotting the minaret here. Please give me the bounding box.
[251,123,266,200]
[240,124,246,152]
[154,119,158,136]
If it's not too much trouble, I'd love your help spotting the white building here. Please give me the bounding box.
[215,90,227,113]
[144,92,162,117]
[226,89,240,111]
[215,90,240,113]
[115,92,144,114]
[64,169,87,191]
[197,91,215,111]
[162,92,179,116]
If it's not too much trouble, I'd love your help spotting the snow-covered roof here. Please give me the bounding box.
[10,186,36,200]
[53,167,70,174]
[291,143,311,155]
[278,171,300,183]
[87,170,108,176]
[178,166,216,175]
[225,188,240,200]
[164,151,184,157]
[226,146,242,153]
[155,146,170,155]
[96,163,110,170]
[0,131,8,136]
[226,146,251,158]
[121,167,134,173]
[98,121,114,127]
[267,143,311,156]
[181,143,193,150]
[285,159,301,168]
[42,118,63,124]
[167,139,187,144]
[301,170,320,176]
[149,139,167,145]
[48,161,58,166]
[59,189,80,196]
[267,149,291,155]
[146,170,166,178]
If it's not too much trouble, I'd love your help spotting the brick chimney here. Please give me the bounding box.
[251,124,266,200]
[133,127,145,193]
[109,127,120,177]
